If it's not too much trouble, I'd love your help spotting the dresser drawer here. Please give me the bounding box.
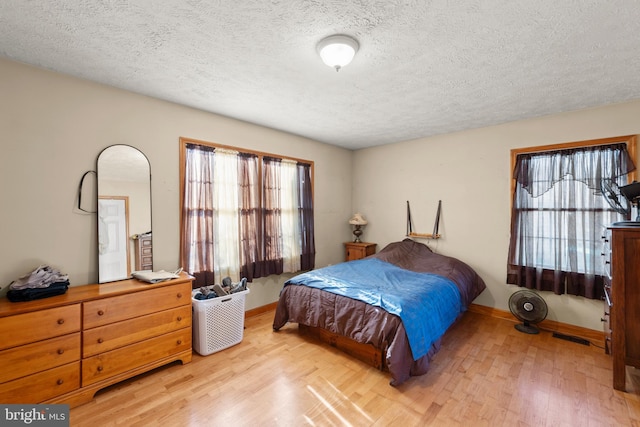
[0,362,80,403]
[602,231,612,279]
[0,304,81,351]
[82,328,192,386]
[83,305,192,357]
[603,285,612,355]
[0,332,80,383]
[83,282,191,329]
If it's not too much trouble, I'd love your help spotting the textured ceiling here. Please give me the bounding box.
[2,1,640,150]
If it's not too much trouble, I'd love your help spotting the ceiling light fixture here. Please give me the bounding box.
[317,34,359,72]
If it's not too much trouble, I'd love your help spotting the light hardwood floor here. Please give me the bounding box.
[70,310,640,426]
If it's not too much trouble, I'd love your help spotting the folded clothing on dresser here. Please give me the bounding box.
[5,265,70,302]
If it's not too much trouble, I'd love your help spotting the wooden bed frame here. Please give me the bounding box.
[251,302,388,372]
[296,304,608,378]
[298,324,388,371]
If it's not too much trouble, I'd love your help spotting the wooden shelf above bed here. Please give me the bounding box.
[407,232,441,239]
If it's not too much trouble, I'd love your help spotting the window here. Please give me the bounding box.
[179,138,315,287]
[507,136,636,299]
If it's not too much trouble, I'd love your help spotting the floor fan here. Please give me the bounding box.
[509,290,548,334]
[602,179,632,218]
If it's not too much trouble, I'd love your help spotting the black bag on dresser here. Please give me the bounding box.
[6,280,69,302]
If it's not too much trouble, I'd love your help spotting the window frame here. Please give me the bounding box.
[178,136,315,281]
[507,134,637,298]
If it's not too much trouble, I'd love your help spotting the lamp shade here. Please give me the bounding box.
[349,213,368,225]
[317,34,359,71]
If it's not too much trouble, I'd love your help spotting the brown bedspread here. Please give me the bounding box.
[272,238,486,386]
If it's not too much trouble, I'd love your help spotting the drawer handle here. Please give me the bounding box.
[57,379,64,385]
[177,340,182,345]
[177,316,183,322]
[98,338,104,344]
[57,349,64,355]
[97,366,103,372]
[98,310,105,316]
[177,293,183,298]
[57,318,65,325]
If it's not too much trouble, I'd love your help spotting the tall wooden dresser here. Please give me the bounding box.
[134,233,153,271]
[0,273,193,407]
[605,225,640,391]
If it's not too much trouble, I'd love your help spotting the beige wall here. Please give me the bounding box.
[353,100,640,331]
[0,58,353,309]
[3,55,639,330]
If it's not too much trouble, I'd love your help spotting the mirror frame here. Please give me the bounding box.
[96,144,152,283]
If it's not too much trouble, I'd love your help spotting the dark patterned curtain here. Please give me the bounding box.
[298,162,315,270]
[181,145,315,287]
[180,144,216,288]
[261,157,284,276]
[239,153,260,281]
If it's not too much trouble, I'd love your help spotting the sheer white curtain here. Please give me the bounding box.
[280,159,301,272]
[212,148,240,283]
[507,142,635,298]
[514,176,621,275]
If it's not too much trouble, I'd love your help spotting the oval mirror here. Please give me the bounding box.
[97,145,151,283]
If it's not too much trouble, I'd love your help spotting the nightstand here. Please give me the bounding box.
[344,242,376,261]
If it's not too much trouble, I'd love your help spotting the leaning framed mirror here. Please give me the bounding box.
[97,145,152,283]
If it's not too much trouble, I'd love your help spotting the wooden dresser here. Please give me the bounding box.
[605,225,640,391]
[0,273,193,407]
[344,242,376,261]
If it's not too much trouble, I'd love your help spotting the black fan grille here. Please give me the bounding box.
[602,179,631,216]
[509,290,548,324]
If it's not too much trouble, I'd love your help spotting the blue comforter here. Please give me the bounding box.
[285,258,463,360]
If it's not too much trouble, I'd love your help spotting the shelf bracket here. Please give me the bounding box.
[406,200,441,239]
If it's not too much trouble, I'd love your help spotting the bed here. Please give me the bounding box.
[272,238,486,386]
